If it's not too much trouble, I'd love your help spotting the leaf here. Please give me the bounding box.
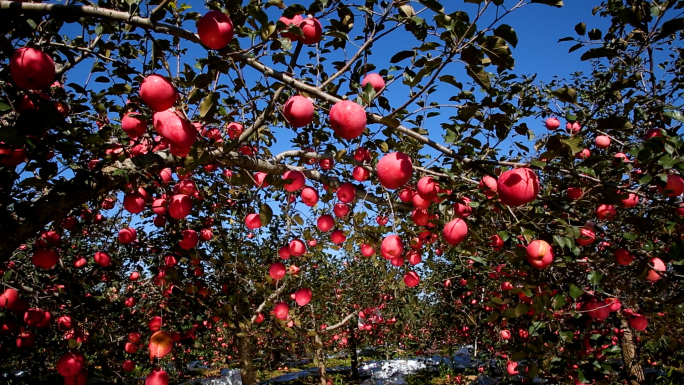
[419,0,444,13]
[266,0,285,8]
[580,48,613,61]
[530,0,563,7]
[588,270,603,285]
[438,75,460,88]
[199,92,218,118]
[466,65,490,90]
[551,87,577,104]
[588,28,602,40]
[655,17,684,41]
[259,204,273,226]
[574,22,586,36]
[480,36,514,70]
[389,50,414,64]
[560,330,573,342]
[569,284,584,300]
[494,24,518,48]
[664,109,684,123]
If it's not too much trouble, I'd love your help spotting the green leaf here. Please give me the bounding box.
[259,204,273,226]
[0,102,10,112]
[494,24,518,48]
[418,0,444,13]
[530,0,563,7]
[569,284,583,300]
[389,50,414,64]
[588,270,603,285]
[266,0,285,8]
[574,22,586,36]
[551,87,577,104]
[466,65,490,90]
[656,17,684,41]
[580,48,613,61]
[664,109,684,123]
[199,92,218,118]
[560,330,573,342]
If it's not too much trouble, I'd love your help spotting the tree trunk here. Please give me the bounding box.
[315,334,328,385]
[620,318,645,385]
[237,332,258,385]
[349,326,359,380]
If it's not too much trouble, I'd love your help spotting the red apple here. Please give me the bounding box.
[93,251,111,267]
[282,170,305,192]
[128,332,141,343]
[168,194,192,219]
[595,135,611,149]
[361,73,385,92]
[10,48,55,90]
[453,197,472,218]
[145,368,169,385]
[576,228,595,246]
[299,17,323,45]
[497,168,539,207]
[288,239,306,256]
[596,204,616,220]
[544,117,560,130]
[148,316,162,332]
[329,100,366,140]
[404,271,420,287]
[443,218,468,245]
[273,302,290,320]
[0,288,19,309]
[269,262,287,280]
[506,361,519,376]
[479,176,498,198]
[32,249,59,269]
[179,230,198,250]
[197,11,234,50]
[352,166,369,182]
[376,152,413,190]
[254,172,269,188]
[56,351,85,378]
[317,215,334,232]
[331,230,346,244]
[337,182,356,203]
[381,235,403,259]
[628,314,647,331]
[123,360,136,372]
[245,213,262,229]
[645,258,665,281]
[657,174,684,196]
[294,288,312,306]
[614,248,634,266]
[360,244,374,257]
[121,112,148,139]
[526,240,554,269]
[567,187,583,200]
[152,109,197,156]
[139,75,177,112]
[278,14,304,41]
[500,330,511,340]
[333,203,350,218]
[301,187,319,206]
[283,95,314,128]
[17,331,35,349]
[416,176,439,200]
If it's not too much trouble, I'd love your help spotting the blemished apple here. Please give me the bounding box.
[526,240,554,269]
[381,235,403,259]
[595,135,611,149]
[139,75,178,112]
[404,271,420,287]
[299,17,323,45]
[544,117,560,130]
[336,182,356,203]
[329,100,367,140]
[376,152,413,190]
[443,218,468,245]
[10,47,56,90]
[197,11,234,50]
[278,14,304,41]
[497,168,539,207]
[149,331,174,359]
[361,73,385,92]
[283,95,314,128]
[282,170,306,192]
[121,112,148,139]
[273,302,290,320]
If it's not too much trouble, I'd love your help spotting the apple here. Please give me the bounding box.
[657,174,684,196]
[411,209,429,226]
[294,288,312,306]
[128,332,141,343]
[417,176,439,200]
[24,308,45,326]
[329,100,366,140]
[197,11,234,50]
[595,135,611,149]
[381,235,403,259]
[254,313,265,323]
[575,148,590,159]
[148,316,162,332]
[10,48,55,90]
[149,331,174,358]
[353,166,369,182]
[497,168,539,207]
[319,158,334,170]
[123,360,136,372]
[443,218,468,245]
[490,234,504,251]
[526,240,554,269]
[584,299,610,320]
[360,244,375,257]
[412,193,430,209]
[605,298,621,312]
[645,257,665,281]
[376,153,413,189]
[407,251,421,265]
[32,249,59,269]
[299,17,323,45]
[56,351,85,377]
[316,215,334,232]
[254,172,269,188]
[245,213,262,230]
[331,230,346,244]
[121,112,148,139]
[576,228,595,246]
[273,302,290,320]
[168,194,192,219]
[506,361,519,376]
[361,73,385,92]
[479,175,498,198]
[620,192,639,208]
[0,288,19,309]
[289,239,306,256]
[628,314,647,331]
[179,229,198,250]
[337,182,356,203]
[278,14,304,41]
[614,249,633,266]
[596,204,616,220]
[16,331,35,349]
[376,216,388,225]
[123,191,146,214]
[153,216,166,227]
[333,203,350,218]
[567,121,581,133]
[152,109,197,156]
[283,95,314,128]
[145,368,169,385]
[501,282,513,290]
[567,187,583,200]
[282,170,305,192]
[139,75,177,112]
[354,147,371,162]
[645,128,664,140]
[404,271,420,287]
[124,342,138,354]
[453,197,472,218]
[500,330,511,340]
[74,256,87,268]
[93,251,111,267]
[614,152,629,164]
[544,117,560,130]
